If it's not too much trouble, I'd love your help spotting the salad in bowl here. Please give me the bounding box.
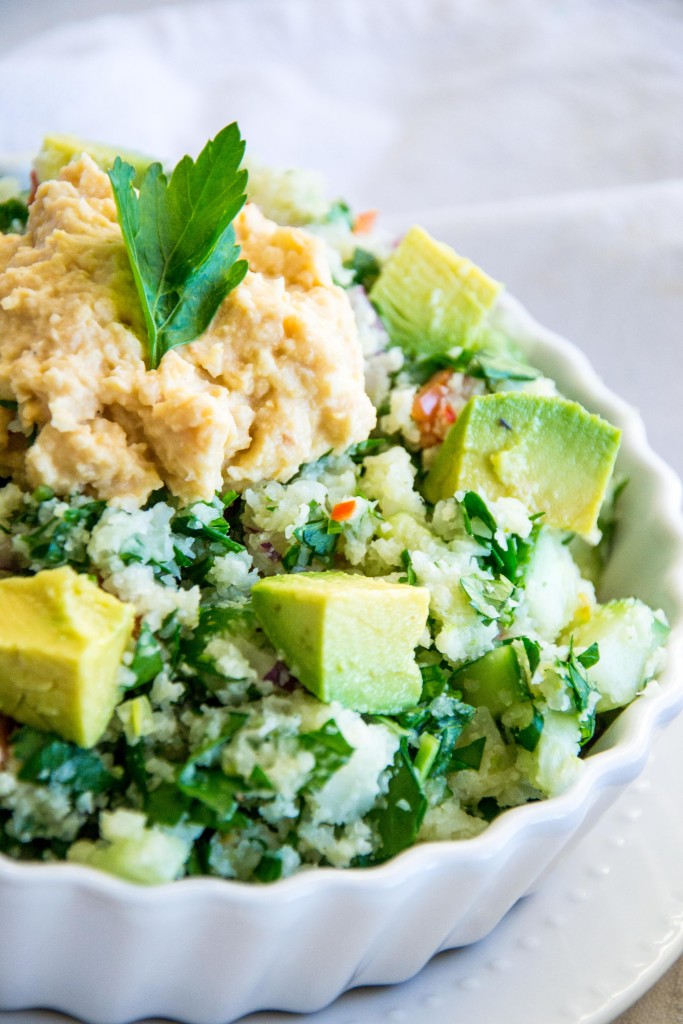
[0,124,680,1022]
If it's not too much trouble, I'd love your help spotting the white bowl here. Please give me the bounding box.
[1,293,682,1024]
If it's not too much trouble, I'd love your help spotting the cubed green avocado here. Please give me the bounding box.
[369,225,502,356]
[251,571,430,714]
[0,566,135,747]
[422,393,621,536]
[34,133,153,186]
[453,644,526,720]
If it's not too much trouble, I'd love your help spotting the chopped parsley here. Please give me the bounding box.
[0,197,29,234]
[109,122,248,370]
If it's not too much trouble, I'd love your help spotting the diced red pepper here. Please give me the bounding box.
[330,499,357,522]
[353,209,378,234]
[27,169,39,205]
[411,369,463,447]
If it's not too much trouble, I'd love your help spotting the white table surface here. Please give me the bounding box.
[0,2,682,1022]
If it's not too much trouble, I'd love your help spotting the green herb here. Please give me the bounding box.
[145,781,191,828]
[0,198,29,233]
[127,623,164,688]
[516,635,542,679]
[409,348,540,389]
[31,485,54,502]
[176,713,247,828]
[556,641,600,744]
[419,663,451,702]
[389,666,475,781]
[368,740,427,861]
[300,720,354,790]
[467,350,541,386]
[122,741,148,797]
[399,549,417,586]
[17,498,106,570]
[172,499,245,553]
[109,122,248,370]
[460,490,538,584]
[253,852,283,883]
[498,635,541,692]
[344,248,381,290]
[324,199,354,228]
[181,604,256,672]
[158,611,183,671]
[247,765,275,791]
[282,501,339,571]
[477,796,504,822]
[346,438,388,463]
[510,707,544,752]
[447,735,486,772]
[0,398,18,411]
[13,728,115,794]
[427,722,465,777]
[460,572,516,625]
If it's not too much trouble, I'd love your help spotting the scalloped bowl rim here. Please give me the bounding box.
[0,292,682,917]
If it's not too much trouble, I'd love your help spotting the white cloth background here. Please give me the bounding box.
[0,2,682,1021]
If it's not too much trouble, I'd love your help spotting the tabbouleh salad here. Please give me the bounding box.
[0,126,669,885]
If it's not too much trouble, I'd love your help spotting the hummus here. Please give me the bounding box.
[0,156,376,506]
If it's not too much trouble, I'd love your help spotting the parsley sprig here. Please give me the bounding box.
[109,123,248,369]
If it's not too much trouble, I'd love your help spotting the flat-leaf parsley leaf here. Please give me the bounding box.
[109,122,248,369]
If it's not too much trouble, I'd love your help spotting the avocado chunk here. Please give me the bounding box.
[251,571,430,714]
[453,644,527,720]
[34,133,153,186]
[369,225,502,356]
[568,598,669,712]
[0,566,135,747]
[422,393,621,536]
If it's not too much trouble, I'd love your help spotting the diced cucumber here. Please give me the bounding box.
[414,732,441,782]
[453,644,526,720]
[519,708,582,797]
[569,598,669,712]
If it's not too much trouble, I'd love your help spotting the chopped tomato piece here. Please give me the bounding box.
[412,370,455,447]
[353,209,378,234]
[412,369,480,448]
[330,499,357,522]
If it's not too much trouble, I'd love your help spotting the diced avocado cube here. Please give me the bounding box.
[422,393,621,536]
[0,566,135,747]
[251,571,430,714]
[369,225,502,356]
[34,133,153,186]
[568,598,669,712]
[453,644,526,720]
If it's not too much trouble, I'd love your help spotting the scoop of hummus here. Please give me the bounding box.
[0,156,376,506]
